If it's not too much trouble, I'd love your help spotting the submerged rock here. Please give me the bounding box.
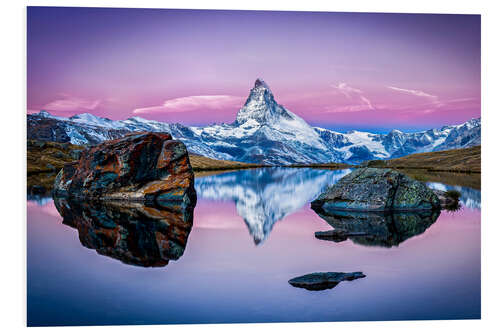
[54,197,194,267]
[312,207,439,247]
[289,272,366,291]
[53,132,196,209]
[311,168,441,212]
[314,230,368,242]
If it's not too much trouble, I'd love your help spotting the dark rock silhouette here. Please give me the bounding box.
[312,206,439,247]
[289,272,366,291]
[53,132,196,210]
[314,230,368,242]
[433,189,461,211]
[311,168,441,212]
[53,197,194,267]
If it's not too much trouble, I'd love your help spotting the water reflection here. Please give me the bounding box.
[426,182,481,210]
[53,197,194,267]
[27,195,53,206]
[195,167,351,244]
[312,207,440,247]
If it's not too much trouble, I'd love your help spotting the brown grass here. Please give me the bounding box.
[364,145,481,173]
[188,153,265,171]
[285,162,352,169]
[397,169,481,190]
[27,140,83,175]
[27,140,85,193]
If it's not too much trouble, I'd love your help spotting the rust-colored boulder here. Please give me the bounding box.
[53,132,196,209]
[54,197,194,267]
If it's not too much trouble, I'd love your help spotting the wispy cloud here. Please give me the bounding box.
[43,95,101,112]
[387,86,438,100]
[133,95,242,114]
[331,82,375,111]
[333,82,362,98]
[326,104,374,113]
[360,96,374,110]
[387,85,444,113]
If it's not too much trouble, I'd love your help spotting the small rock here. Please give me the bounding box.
[314,230,368,242]
[433,189,461,211]
[289,272,366,291]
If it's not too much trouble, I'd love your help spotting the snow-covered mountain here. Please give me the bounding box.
[27,78,481,164]
[195,167,351,244]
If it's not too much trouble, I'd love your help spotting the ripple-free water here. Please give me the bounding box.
[27,168,481,326]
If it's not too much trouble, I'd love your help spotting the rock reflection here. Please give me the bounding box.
[53,198,194,267]
[312,207,440,247]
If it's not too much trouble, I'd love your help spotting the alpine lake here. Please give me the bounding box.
[27,167,480,326]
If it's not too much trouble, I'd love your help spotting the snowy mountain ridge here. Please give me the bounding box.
[28,79,480,165]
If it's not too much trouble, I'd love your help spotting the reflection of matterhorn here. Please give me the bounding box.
[195,168,351,244]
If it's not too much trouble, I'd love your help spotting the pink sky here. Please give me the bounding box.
[27,8,480,132]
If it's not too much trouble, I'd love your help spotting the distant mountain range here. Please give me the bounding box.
[27,78,481,165]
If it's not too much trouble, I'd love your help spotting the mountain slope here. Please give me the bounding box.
[27,79,481,165]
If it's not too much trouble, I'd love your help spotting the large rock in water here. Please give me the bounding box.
[53,132,196,209]
[311,168,440,211]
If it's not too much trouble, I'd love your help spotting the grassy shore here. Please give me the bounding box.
[27,140,83,175]
[27,140,84,194]
[285,162,352,169]
[189,153,265,172]
[397,168,480,190]
[363,145,481,173]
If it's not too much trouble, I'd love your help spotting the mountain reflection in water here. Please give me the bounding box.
[312,207,440,247]
[53,197,194,267]
[195,167,351,244]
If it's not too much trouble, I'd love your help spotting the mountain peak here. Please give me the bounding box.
[235,79,295,126]
[37,110,52,118]
[254,78,270,90]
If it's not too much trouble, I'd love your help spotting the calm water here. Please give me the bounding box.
[27,168,481,326]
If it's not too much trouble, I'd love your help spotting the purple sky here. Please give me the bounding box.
[27,7,480,132]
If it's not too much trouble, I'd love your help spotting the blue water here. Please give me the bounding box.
[27,168,481,326]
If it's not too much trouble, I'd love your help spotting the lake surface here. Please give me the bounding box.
[27,167,481,326]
